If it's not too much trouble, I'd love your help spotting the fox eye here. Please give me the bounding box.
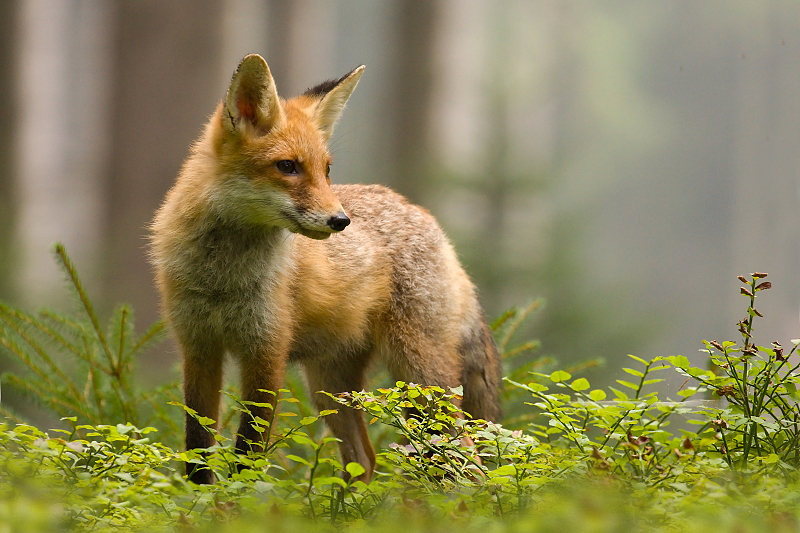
[326,164,331,176]
[276,160,298,175]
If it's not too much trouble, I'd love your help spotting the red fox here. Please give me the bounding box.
[150,54,502,484]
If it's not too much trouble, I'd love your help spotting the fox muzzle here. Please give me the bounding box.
[327,213,351,232]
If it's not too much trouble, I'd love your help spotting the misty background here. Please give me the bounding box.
[1,1,799,407]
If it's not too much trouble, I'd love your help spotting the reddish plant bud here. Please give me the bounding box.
[752,272,768,279]
[712,419,728,430]
[755,281,772,291]
[737,275,748,283]
[751,308,763,317]
[590,447,611,470]
[710,340,724,352]
[682,437,695,451]
[773,342,785,361]
[715,385,739,398]
[740,287,754,298]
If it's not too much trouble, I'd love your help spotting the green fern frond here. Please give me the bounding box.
[0,243,174,432]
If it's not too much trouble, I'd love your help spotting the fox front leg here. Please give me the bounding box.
[233,352,287,458]
[182,343,224,485]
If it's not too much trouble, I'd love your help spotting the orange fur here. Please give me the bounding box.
[150,54,502,484]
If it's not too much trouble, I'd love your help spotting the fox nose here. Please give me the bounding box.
[327,213,350,232]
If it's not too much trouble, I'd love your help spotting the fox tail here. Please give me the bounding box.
[459,312,503,422]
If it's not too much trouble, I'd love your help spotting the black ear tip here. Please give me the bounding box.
[303,65,365,98]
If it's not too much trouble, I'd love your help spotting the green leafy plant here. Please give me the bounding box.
[493,299,604,428]
[670,272,800,469]
[1,419,183,531]
[3,255,800,532]
[0,244,177,440]
[506,272,800,490]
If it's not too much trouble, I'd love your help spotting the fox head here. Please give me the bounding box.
[208,54,364,239]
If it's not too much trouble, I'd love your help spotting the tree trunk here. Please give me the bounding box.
[102,0,225,329]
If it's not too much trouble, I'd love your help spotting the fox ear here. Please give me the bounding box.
[308,65,365,141]
[224,54,283,134]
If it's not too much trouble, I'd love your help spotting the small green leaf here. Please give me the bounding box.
[247,401,274,409]
[667,355,690,368]
[492,464,516,477]
[291,435,317,448]
[114,472,135,483]
[589,389,607,401]
[627,354,648,365]
[609,387,629,400]
[254,481,274,493]
[314,476,347,488]
[550,371,572,383]
[285,454,311,466]
[523,382,549,392]
[345,462,366,479]
[571,378,590,391]
[196,416,215,426]
[623,368,645,378]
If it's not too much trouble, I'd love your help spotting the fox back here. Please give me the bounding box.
[150,54,502,484]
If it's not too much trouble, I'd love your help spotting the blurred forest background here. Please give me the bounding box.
[1,1,799,408]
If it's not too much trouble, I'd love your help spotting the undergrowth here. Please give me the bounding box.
[1,246,799,532]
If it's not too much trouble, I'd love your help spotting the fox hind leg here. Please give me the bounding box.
[303,352,376,482]
[385,309,502,423]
